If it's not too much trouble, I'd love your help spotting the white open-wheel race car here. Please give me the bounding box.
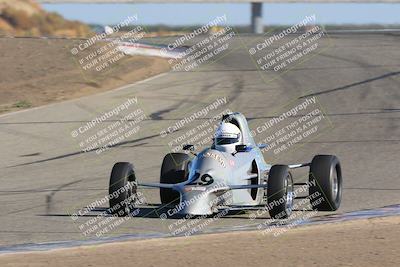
[108,112,343,219]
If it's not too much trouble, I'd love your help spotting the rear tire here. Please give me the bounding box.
[267,165,294,219]
[109,162,137,216]
[160,153,190,205]
[309,155,342,211]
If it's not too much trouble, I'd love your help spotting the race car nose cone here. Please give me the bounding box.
[177,149,233,215]
[179,189,218,215]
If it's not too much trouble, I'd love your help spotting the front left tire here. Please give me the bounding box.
[160,153,190,205]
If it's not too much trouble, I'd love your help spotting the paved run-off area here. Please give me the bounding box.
[0,32,399,247]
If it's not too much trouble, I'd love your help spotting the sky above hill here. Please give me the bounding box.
[42,3,400,26]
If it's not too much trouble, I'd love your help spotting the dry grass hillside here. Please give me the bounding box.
[0,37,170,114]
[0,0,92,37]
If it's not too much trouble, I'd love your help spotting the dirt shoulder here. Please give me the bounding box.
[0,37,170,114]
[1,216,399,267]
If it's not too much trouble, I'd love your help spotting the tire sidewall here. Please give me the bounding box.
[309,155,342,211]
[160,153,190,205]
[109,162,136,216]
[267,165,293,219]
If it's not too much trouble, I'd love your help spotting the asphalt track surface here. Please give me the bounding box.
[0,32,399,247]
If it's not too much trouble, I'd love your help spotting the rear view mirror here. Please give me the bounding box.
[235,145,248,152]
[257,143,267,149]
[183,144,195,151]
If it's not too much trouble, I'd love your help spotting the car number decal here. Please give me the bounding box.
[198,174,214,186]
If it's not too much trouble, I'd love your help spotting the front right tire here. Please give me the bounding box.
[309,155,342,211]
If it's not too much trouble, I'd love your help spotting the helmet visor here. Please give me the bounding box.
[215,136,240,145]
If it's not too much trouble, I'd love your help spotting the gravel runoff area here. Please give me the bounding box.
[0,216,399,267]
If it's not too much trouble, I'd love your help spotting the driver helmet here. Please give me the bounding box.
[214,122,242,153]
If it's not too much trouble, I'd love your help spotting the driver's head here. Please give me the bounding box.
[214,122,242,153]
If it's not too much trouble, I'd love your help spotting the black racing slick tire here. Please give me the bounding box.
[109,162,137,216]
[309,155,342,211]
[160,153,190,205]
[267,165,294,219]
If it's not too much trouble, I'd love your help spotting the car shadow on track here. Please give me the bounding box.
[40,207,314,221]
[39,204,268,220]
